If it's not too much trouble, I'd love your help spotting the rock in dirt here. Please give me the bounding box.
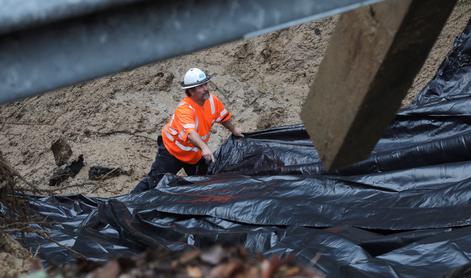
[155,72,175,92]
[88,166,131,180]
[50,138,73,166]
[256,107,286,130]
[49,155,84,186]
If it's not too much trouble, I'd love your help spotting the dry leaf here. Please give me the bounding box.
[179,250,201,264]
[91,260,120,278]
[261,257,282,278]
[209,260,242,278]
[186,266,203,278]
[201,246,225,265]
[283,266,300,276]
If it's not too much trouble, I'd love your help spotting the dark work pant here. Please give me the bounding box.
[131,136,207,194]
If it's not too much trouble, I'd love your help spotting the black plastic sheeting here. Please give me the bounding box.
[6,18,471,278]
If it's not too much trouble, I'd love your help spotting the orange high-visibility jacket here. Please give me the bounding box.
[162,93,231,164]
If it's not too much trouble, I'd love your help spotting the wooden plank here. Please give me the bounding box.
[301,0,458,171]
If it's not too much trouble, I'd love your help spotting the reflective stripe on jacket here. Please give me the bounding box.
[162,93,231,164]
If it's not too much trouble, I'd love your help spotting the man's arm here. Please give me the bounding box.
[221,119,244,137]
[188,130,215,162]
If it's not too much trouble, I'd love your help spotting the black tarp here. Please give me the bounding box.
[6,18,471,278]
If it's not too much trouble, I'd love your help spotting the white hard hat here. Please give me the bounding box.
[181,68,211,90]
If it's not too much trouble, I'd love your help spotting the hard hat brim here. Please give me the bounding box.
[180,75,211,90]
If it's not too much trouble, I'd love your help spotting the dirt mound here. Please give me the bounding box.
[0,2,470,197]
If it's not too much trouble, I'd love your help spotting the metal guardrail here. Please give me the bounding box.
[0,0,382,104]
[0,0,139,35]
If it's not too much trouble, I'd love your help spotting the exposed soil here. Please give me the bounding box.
[0,234,37,278]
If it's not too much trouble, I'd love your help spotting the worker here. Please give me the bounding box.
[132,68,243,193]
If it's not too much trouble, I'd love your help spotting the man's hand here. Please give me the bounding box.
[222,120,244,137]
[232,127,244,137]
[188,130,215,162]
[201,146,215,162]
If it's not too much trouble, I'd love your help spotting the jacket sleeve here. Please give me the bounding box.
[173,105,197,142]
[213,95,232,123]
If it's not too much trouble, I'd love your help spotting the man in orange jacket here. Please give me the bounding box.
[132,68,243,193]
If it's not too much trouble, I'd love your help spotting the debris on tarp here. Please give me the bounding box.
[5,15,471,278]
[51,245,322,278]
[49,155,84,186]
[88,166,131,181]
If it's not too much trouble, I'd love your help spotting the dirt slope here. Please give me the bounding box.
[0,1,470,197]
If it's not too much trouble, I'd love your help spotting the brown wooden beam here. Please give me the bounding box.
[301,0,458,171]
